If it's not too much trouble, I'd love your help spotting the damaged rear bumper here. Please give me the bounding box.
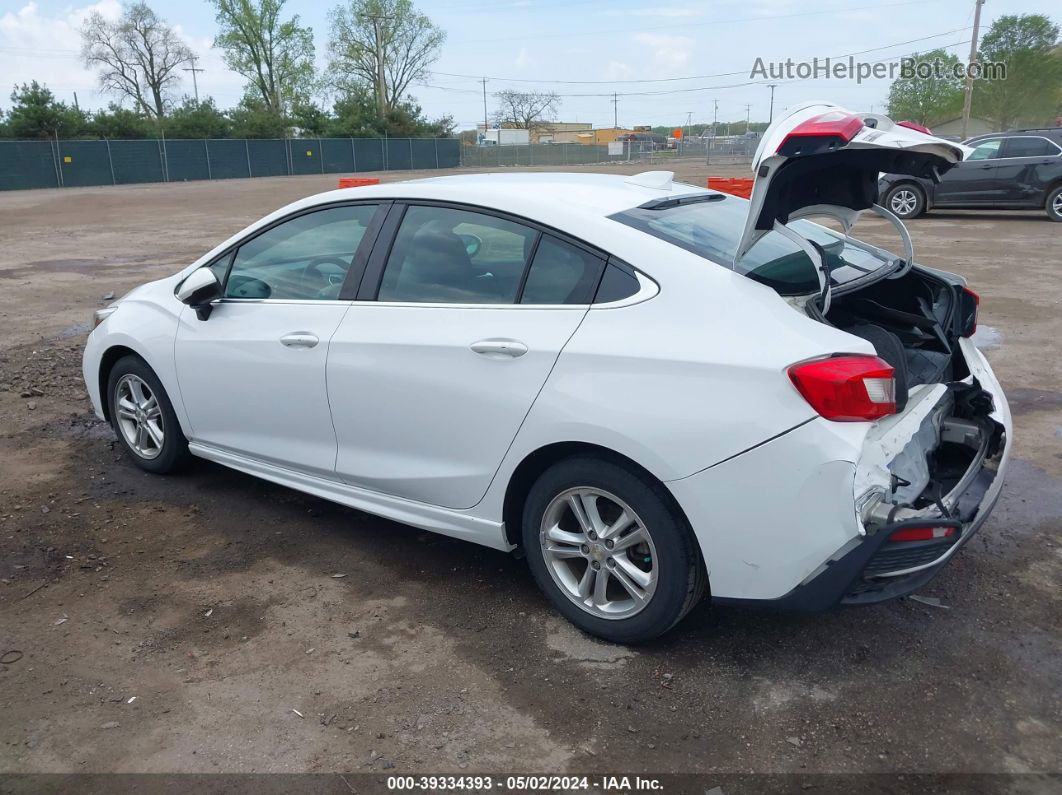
[711,336,1011,611]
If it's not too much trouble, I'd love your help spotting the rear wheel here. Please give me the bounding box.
[885,183,926,219]
[106,356,190,474]
[1046,185,1062,222]
[522,456,706,643]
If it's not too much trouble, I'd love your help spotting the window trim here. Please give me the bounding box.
[190,199,392,304]
[357,199,613,308]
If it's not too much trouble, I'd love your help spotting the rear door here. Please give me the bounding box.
[995,136,1062,206]
[326,203,606,510]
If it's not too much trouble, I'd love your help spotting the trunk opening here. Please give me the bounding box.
[823,267,1004,530]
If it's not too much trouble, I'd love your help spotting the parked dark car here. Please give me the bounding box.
[878,128,1062,222]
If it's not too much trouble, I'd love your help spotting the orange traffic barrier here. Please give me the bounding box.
[338,177,381,188]
[707,177,753,199]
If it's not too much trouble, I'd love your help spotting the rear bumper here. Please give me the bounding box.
[714,447,1005,611]
[712,337,1011,611]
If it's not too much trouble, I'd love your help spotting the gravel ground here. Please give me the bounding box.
[0,161,1060,783]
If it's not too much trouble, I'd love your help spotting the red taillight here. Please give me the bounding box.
[960,287,979,337]
[889,526,957,542]
[788,355,896,422]
[776,111,864,154]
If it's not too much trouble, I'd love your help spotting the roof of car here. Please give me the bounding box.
[316,172,713,220]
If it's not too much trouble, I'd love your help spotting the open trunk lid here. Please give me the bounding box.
[736,102,968,268]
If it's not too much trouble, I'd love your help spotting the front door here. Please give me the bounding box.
[934,138,1004,205]
[327,203,606,509]
[175,203,384,476]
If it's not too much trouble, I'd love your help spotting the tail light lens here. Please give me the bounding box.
[788,355,896,422]
[889,526,957,542]
[776,111,864,156]
[959,287,979,337]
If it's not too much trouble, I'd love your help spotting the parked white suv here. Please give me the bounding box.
[84,103,1011,642]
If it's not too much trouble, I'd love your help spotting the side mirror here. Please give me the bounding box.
[176,268,222,320]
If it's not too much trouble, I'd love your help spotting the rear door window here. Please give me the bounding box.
[377,205,537,304]
[1001,137,1060,158]
[519,235,604,305]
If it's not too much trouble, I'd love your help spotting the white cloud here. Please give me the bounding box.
[514,46,533,69]
[604,7,706,18]
[632,33,695,74]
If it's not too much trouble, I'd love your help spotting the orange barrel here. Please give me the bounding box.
[707,177,753,199]
[338,177,381,188]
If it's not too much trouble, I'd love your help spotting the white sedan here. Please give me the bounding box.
[83,103,1011,642]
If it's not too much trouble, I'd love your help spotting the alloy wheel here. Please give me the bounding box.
[1053,191,1062,217]
[114,374,165,460]
[890,189,918,216]
[539,487,658,620]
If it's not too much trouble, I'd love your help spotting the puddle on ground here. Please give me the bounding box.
[59,321,92,338]
[972,325,1004,351]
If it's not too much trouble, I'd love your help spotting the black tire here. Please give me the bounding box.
[1046,185,1062,222]
[522,455,706,644]
[106,355,191,474]
[884,183,926,219]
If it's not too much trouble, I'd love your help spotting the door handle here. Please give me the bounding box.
[280,332,319,349]
[470,339,528,358]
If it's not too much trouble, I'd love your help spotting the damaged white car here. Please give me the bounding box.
[83,102,1011,643]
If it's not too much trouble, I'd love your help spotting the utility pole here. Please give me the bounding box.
[961,0,985,140]
[359,13,394,118]
[612,92,618,128]
[712,99,718,137]
[744,104,751,134]
[481,78,489,144]
[72,92,80,112]
[685,111,692,141]
[183,57,205,103]
[767,84,777,124]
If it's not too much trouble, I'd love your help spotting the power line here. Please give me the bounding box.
[416,37,972,99]
[447,0,950,45]
[431,27,973,85]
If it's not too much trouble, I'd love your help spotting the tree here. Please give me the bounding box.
[291,100,329,135]
[209,0,315,113]
[973,14,1061,130]
[228,95,291,138]
[492,90,559,132]
[328,83,452,137]
[5,82,87,139]
[81,2,194,120]
[886,49,965,126]
[91,103,153,138]
[165,98,231,138]
[327,0,445,118]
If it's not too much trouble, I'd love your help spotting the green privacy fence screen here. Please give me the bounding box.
[0,137,462,191]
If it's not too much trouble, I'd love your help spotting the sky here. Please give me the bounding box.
[0,0,1058,130]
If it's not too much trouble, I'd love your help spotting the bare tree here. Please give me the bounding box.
[208,0,316,113]
[493,90,560,131]
[327,0,445,118]
[81,2,194,120]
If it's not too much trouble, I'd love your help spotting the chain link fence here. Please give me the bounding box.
[0,137,461,191]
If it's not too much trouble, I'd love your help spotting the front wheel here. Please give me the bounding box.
[522,456,706,644]
[884,183,926,219]
[106,355,190,474]
[1046,185,1062,222]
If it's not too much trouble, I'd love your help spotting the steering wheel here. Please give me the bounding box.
[303,256,351,299]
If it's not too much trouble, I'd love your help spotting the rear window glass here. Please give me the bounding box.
[610,195,892,295]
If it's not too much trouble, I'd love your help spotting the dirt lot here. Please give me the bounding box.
[1,160,1060,782]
